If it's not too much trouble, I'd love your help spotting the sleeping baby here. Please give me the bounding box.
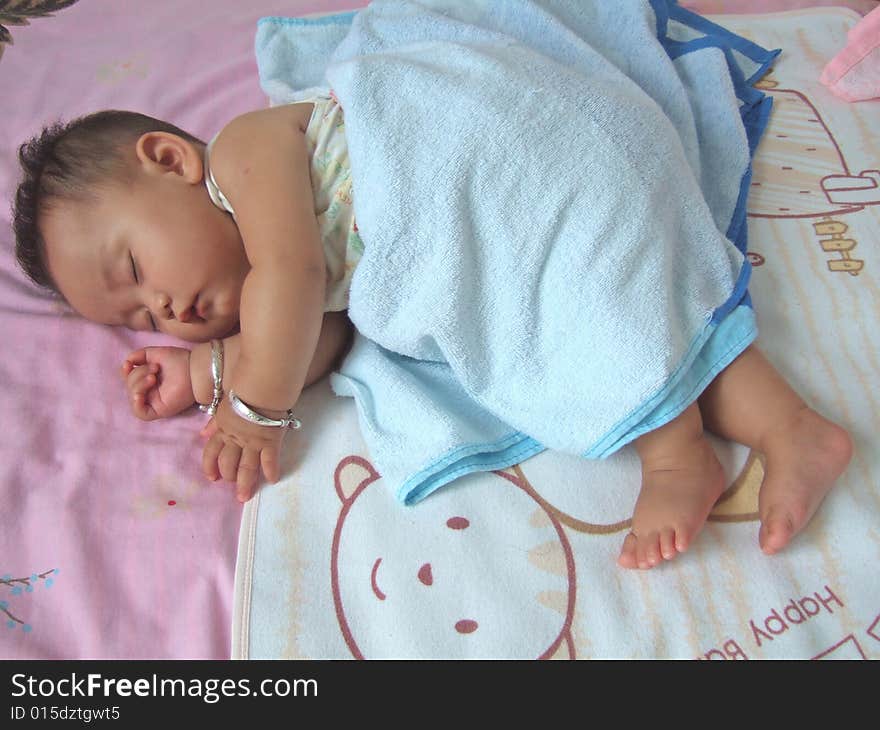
[10,0,852,570]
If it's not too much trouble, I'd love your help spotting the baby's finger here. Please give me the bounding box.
[124,348,149,368]
[126,367,156,395]
[200,419,218,439]
[124,369,154,418]
[129,389,159,421]
[202,434,224,481]
[132,400,159,421]
[217,441,243,483]
[124,362,159,384]
[261,446,281,484]
[121,359,155,377]
[236,449,262,503]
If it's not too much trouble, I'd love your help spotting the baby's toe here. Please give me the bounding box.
[644,535,663,567]
[660,528,678,560]
[636,533,662,569]
[759,507,795,555]
[674,525,692,554]
[617,532,640,569]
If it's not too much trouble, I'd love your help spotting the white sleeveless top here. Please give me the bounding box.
[204,94,364,312]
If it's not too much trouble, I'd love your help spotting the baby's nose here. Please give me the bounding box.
[151,293,174,320]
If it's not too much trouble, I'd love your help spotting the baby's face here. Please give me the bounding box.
[41,170,249,343]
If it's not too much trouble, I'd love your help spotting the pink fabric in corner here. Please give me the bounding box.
[821,5,880,101]
[682,0,878,13]
[0,0,362,659]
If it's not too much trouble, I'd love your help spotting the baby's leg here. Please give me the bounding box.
[304,311,354,388]
[618,403,726,569]
[697,345,852,555]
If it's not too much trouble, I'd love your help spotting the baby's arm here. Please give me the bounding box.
[200,106,330,499]
[122,312,352,422]
[190,312,354,407]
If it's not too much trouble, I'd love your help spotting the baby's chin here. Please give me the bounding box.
[157,318,240,343]
[180,321,240,343]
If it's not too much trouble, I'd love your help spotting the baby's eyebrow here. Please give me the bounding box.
[96,241,133,327]
[98,242,114,289]
[101,239,130,291]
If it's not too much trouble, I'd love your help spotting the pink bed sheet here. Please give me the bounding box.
[0,0,358,659]
[0,0,873,659]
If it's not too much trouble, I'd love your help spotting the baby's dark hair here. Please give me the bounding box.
[12,110,204,292]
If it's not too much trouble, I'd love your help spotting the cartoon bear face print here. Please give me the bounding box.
[331,457,575,659]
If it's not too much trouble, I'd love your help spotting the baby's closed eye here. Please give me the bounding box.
[127,252,157,331]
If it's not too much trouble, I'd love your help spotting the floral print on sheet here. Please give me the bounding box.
[1,568,59,633]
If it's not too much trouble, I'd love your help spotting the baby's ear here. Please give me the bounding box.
[135,132,204,184]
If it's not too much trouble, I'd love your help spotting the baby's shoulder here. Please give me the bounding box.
[218,104,314,145]
[209,104,315,183]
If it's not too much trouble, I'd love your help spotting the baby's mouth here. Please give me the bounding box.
[195,294,209,320]
[178,297,207,324]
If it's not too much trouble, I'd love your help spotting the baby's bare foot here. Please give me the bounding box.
[618,437,725,570]
[758,407,852,555]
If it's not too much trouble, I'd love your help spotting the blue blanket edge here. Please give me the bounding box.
[257,12,358,27]
[662,1,780,265]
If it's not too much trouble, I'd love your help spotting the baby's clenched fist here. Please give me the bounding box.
[121,346,196,420]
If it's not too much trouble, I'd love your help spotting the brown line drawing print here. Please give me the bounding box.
[331,455,576,659]
[749,77,875,275]
[500,450,764,536]
[812,634,866,660]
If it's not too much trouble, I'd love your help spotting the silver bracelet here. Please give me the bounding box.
[198,339,224,416]
[228,389,303,430]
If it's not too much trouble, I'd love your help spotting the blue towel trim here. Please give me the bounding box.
[663,2,781,86]
[651,1,779,325]
[712,258,752,323]
[255,12,361,104]
[652,1,779,241]
[583,303,757,459]
[727,91,774,248]
[399,433,545,505]
[650,0,671,36]
[257,12,358,28]
[401,304,756,505]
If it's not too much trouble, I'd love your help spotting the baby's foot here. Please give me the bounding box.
[758,406,852,555]
[618,438,725,569]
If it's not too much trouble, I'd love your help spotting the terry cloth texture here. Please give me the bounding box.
[255,0,778,504]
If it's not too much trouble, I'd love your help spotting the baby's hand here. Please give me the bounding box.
[200,398,287,503]
[121,347,196,420]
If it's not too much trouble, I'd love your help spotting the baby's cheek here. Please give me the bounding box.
[165,322,219,343]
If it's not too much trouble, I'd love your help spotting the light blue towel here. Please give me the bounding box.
[256,0,778,504]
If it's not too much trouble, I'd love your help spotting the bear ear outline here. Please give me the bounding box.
[334,455,381,503]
